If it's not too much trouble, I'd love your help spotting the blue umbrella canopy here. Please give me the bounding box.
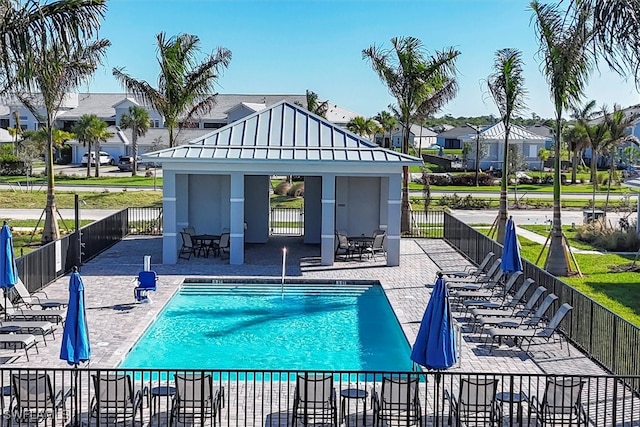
[60,267,91,365]
[0,222,18,290]
[501,217,523,274]
[410,274,458,370]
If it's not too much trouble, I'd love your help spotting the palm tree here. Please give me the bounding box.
[487,48,527,242]
[113,32,232,148]
[571,100,600,186]
[16,38,109,244]
[363,36,460,233]
[0,0,107,92]
[119,106,151,176]
[563,125,588,184]
[91,118,112,178]
[305,90,328,117]
[531,0,594,276]
[72,114,100,177]
[347,116,381,140]
[374,111,397,148]
[603,105,639,210]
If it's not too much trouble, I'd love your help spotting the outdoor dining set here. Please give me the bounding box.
[178,227,230,260]
[334,230,387,261]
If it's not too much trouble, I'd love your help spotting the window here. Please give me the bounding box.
[203,122,224,129]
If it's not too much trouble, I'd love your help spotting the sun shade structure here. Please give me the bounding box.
[145,101,421,266]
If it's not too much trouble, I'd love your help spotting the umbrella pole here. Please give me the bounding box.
[72,364,80,427]
[3,290,6,321]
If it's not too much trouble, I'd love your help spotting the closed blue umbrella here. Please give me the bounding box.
[411,273,458,370]
[501,216,523,274]
[60,266,91,365]
[0,222,18,320]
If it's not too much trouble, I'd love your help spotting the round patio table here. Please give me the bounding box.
[340,388,368,426]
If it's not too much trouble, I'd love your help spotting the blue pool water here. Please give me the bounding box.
[119,282,413,371]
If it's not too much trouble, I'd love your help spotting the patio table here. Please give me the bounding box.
[192,234,221,257]
[347,236,374,260]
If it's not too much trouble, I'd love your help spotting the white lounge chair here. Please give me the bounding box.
[12,278,68,309]
[440,252,495,278]
[0,333,38,361]
[0,320,56,345]
[2,299,66,325]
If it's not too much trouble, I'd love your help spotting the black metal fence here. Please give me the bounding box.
[443,212,640,392]
[270,208,304,236]
[408,210,445,238]
[15,208,161,293]
[0,368,637,426]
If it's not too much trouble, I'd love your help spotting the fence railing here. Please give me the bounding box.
[443,212,640,392]
[16,207,161,293]
[0,368,636,426]
[408,210,444,238]
[270,208,303,236]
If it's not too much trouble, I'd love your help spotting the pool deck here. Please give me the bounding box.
[1,235,607,378]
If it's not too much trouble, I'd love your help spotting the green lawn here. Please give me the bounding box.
[479,228,640,326]
[0,190,162,209]
[0,175,162,187]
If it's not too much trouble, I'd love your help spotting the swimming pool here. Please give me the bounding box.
[119,280,413,371]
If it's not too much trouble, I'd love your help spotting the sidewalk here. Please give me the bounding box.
[514,226,602,255]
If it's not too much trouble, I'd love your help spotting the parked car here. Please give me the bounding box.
[117,156,147,172]
[81,151,114,166]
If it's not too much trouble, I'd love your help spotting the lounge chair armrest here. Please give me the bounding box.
[33,290,50,299]
[444,389,457,411]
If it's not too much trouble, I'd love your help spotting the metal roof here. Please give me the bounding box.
[479,122,547,140]
[145,101,421,165]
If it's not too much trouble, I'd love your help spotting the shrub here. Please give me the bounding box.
[426,173,452,186]
[437,194,491,209]
[274,181,291,196]
[450,173,494,186]
[287,182,304,197]
[597,172,607,185]
[576,222,640,251]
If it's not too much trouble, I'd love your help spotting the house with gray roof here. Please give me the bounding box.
[0,93,360,163]
[436,124,487,149]
[460,122,548,170]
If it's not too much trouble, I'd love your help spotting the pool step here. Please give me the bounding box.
[179,283,377,297]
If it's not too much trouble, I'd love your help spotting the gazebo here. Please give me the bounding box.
[144,101,421,266]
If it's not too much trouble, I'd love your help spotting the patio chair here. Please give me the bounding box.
[452,271,522,304]
[171,373,224,427]
[335,232,356,261]
[2,298,66,325]
[445,258,502,284]
[11,373,71,424]
[487,303,573,353]
[469,286,547,323]
[446,259,504,291]
[365,232,386,260]
[11,278,68,309]
[461,278,535,313]
[440,252,495,278]
[178,231,204,259]
[0,320,56,345]
[477,293,559,335]
[90,373,144,424]
[0,333,38,360]
[211,232,230,259]
[183,226,196,236]
[371,376,422,427]
[134,270,158,302]
[526,377,587,426]
[446,376,501,426]
[292,373,338,427]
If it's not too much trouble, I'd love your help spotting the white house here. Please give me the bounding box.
[376,124,436,149]
[144,101,421,268]
[461,122,549,170]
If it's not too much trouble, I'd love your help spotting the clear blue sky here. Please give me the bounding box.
[89,0,639,120]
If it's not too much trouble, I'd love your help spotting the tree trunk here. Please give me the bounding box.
[497,131,509,242]
[41,127,60,244]
[400,124,412,233]
[85,142,92,178]
[545,119,570,276]
[94,144,100,177]
[571,150,578,184]
[132,135,138,177]
[169,126,175,148]
[591,152,598,190]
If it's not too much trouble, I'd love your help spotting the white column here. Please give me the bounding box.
[386,174,401,266]
[162,170,178,264]
[176,175,189,232]
[229,172,245,265]
[321,174,336,266]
